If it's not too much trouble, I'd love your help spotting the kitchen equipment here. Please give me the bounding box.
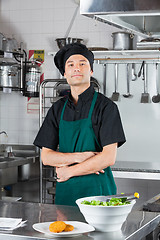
[0,62,20,89]
[152,63,160,103]
[88,47,108,51]
[2,37,18,52]
[112,32,133,50]
[137,38,160,50]
[105,192,139,202]
[80,0,160,38]
[139,61,150,103]
[0,33,5,51]
[131,63,137,81]
[24,61,41,97]
[132,34,143,50]
[123,63,132,98]
[76,195,136,232]
[56,38,83,49]
[111,63,120,101]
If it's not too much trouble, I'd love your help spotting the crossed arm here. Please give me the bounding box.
[41,142,117,182]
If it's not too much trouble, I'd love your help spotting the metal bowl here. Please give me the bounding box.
[56,38,83,49]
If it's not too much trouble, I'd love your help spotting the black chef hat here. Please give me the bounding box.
[54,43,94,76]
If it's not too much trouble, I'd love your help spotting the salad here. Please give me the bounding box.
[81,197,131,206]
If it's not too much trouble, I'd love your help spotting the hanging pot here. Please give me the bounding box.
[0,62,20,88]
[112,32,133,50]
[2,37,18,52]
[56,38,83,49]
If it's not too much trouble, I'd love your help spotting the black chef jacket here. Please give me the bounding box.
[34,86,126,150]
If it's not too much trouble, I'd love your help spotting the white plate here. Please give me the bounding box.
[33,221,95,237]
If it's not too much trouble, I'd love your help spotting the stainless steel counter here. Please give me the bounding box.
[111,161,160,180]
[0,201,159,240]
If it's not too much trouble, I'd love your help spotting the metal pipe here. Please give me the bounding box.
[20,42,23,93]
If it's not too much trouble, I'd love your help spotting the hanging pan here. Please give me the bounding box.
[111,63,120,101]
[152,63,160,103]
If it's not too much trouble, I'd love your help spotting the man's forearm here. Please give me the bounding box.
[66,144,117,178]
[41,147,96,167]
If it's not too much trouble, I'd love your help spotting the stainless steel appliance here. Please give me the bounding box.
[0,62,20,89]
[80,0,160,38]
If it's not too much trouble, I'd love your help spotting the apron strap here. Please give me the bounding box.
[88,91,98,120]
[60,99,68,121]
[60,91,98,121]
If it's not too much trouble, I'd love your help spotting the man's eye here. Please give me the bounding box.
[68,64,74,67]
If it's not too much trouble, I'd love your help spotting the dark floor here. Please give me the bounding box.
[12,178,40,203]
[2,178,40,203]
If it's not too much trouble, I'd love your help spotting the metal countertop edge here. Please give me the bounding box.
[126,214,160,240]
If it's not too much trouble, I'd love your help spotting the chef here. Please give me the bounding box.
[34,43,126,206]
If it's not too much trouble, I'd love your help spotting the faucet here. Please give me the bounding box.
[0,131,8,137]
[0,132,13,157]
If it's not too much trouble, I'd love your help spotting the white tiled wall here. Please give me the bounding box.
[0,0,160,204]
[0,0,118,145]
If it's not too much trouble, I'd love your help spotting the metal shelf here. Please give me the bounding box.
[93,49,160,64]
[49,50,160,64]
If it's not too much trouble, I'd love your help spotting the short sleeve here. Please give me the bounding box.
[33,106,59,150]
[99,101,126,148]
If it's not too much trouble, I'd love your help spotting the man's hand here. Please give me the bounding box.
[95,169,105,175]
[56,167,105,182]
[56,166,70,182]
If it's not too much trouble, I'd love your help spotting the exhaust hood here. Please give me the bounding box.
[80,0,160,37]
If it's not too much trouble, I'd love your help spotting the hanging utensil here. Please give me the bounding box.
[152,63,160,103]
[131,63,137,81]
[111,63,120,101]
[138,61,144,78]
[123,63,132,98]
[140,61,150,103]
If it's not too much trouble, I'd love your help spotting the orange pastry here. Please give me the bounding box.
[49,221,66,233]
[64,224,74,232]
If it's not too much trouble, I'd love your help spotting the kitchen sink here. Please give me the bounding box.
[0,144,38,158]
[0,144,39,187]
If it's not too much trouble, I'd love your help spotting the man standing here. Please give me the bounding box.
[34,43,126,206]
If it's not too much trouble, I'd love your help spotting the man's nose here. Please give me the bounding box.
[74,64,80,71]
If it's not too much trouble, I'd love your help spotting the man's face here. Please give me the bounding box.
[64,54,93,87]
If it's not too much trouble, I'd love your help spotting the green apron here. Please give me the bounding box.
[55,91,117,206]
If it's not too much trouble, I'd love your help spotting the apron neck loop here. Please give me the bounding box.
[88,91,98,120]
[60,91,98,121]
[60,99,68,121]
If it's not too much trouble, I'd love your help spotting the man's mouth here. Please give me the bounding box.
[71,74,82,77]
